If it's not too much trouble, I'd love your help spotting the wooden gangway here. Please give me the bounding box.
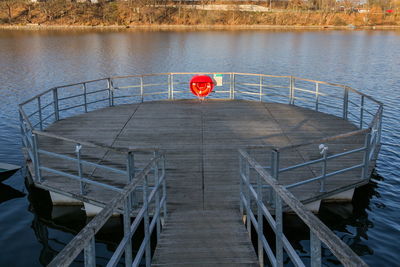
[19,73,382,266]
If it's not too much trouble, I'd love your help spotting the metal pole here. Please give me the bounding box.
[167,74,171,99]
[127,152,137,207]
[83,83,88,113]
[343,86,349,120]
[123,198,133,266]
[245,161,251,239]
[143,175,151,267]
[162,155,167,222]
[320,146,328,193]
[140,76,144,103]
[259,76,263,102]
[154,151,161,241]
[257,175,264,267]
[315,82,319,112]
[289,76,295,105]
[37,97,43,130]
[232,73,236,99]
[32,133,42,182]
[76,144,85,195]
[171,74,174,100]
[84,237,96,267]
[53,88,59,121]
[239,154,244,216]
[229,73,233,99]
[359,95,364,129]
[310,230,321,267]
[275,193,283,267]
[108,78,114,107]
[362,132,371,179]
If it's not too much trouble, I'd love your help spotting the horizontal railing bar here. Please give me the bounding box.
[285,163,364,189]
[114,85,141,89]
[58,93,85,101]
[41,101,55,110]
[236,91,262,96]
[40,166,123,192]
[239,149,367,267]
[85,88,109,95]
[293,87,316,94]
[263,84,289,89]
[86,98,110,105]
[42,112,56,122]
[59,103,86,112]
[276,129,369,151]
[347,99,360,107]
[292,96,316,103]
[236,82,261,87]
[38,149,127,175]
[28,109,40,118]
[33,130,158,154]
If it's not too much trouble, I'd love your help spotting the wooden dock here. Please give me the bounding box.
[33,99,367,265]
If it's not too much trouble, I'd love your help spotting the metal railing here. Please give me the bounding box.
[48,153,167,267]
[18,72,382,266]
[239,149,368,267]
[19,72,382,209]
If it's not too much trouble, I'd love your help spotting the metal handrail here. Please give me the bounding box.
[48,154,167,267]
[239,149,368,267]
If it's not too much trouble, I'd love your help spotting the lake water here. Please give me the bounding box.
[0,29,399,266]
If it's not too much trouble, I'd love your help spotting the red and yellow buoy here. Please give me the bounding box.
[189,75,215,98]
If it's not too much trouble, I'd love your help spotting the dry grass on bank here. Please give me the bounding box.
[0,1,399,27]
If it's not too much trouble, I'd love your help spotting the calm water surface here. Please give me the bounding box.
[0,29,399,266]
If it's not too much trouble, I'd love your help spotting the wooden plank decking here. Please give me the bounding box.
[33,99,367,266]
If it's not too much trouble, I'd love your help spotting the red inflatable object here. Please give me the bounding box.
[190,75,215,97]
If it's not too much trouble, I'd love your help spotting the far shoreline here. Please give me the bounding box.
[1,24,400,31]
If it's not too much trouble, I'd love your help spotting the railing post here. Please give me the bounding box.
[239,154,244,216]
[310,230,321,267]
[245,160,251,239]
[123,198,133,266]
[315,82,319,112]
[359,95,364,129]
[171,74,174,100]
[362,132,371,179]
[275,192,283,267]
[37,97,43,130]
[343,86,349,120]
[256,175,264,267]
[53,88,59,121]
[270,150,280,205]
[230,73,236,99]
[319,144,328,193]
[140,76,144,103]
[108,78,114,107]
[76,144,86,195]
[32,133,42,182]
[127,152,137,207]
[378,107,383,145]
[83,83,88,113]
[154,151,161,241]
[162,155,167,222]
[259,76,263,102]
[289,76,295,105]
[143,175,151,267]
[84,237,96,267]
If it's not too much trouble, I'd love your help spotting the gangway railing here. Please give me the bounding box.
[239,149,368,267]
[48,153,167,267]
